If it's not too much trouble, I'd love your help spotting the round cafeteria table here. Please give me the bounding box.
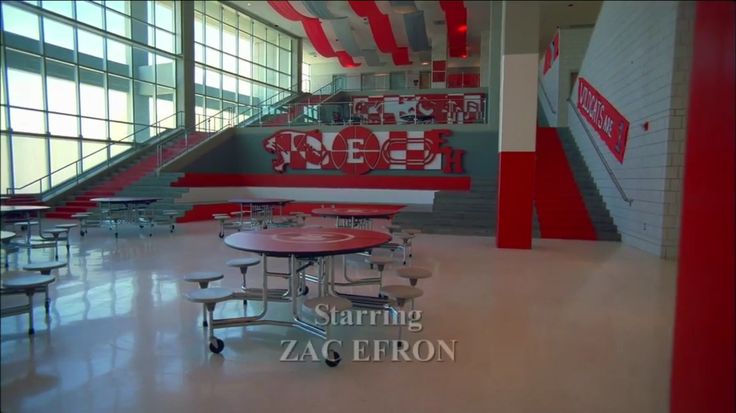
[228,198,293,228]
[1,205,50,246]
[214,227,392,354]
[1,230,16,268]
[90,197,160,237]
[311,207,400,229]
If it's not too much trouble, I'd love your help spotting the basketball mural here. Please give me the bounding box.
[263,126,465,175]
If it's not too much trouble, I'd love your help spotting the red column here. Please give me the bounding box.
[495,3,539,249]
[670,2,735,412]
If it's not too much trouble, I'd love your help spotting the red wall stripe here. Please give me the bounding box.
[534,128,597,240]
[496,152,535,249]
[670,2,735,412]
[172,173,472,191]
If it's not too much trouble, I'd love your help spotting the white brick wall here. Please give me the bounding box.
[567,1,694,259]
[538,28,593,126]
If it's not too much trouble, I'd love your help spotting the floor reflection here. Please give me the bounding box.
[1,219,678,413]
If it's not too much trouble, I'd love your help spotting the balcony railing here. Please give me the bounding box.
[242,98,487,127]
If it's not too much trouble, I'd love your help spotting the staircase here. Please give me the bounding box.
[554,127,620,241]
[0,195,44,206]
[45,131,206,219]
[257,93,332,126]
[392,177,497,236]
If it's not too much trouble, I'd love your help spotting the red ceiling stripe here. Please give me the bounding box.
[267,1,360,68]
[348,0,411,65]
[440,0,468,58]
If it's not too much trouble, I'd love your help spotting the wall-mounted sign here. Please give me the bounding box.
[543,31,560,75]
[577,77,630,163]
[263,126,465,175]
[352,93,484,125]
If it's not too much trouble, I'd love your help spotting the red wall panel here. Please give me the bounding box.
[172,173,472,191]
[534,128,596,240]
[496,152,535,249]
[670,3,735,412]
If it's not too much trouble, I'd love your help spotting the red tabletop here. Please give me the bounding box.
[0,205,50,213]
[91,197,160,203]
[224,227,391,257]
[229,198,293,205]
[311,207,400,219]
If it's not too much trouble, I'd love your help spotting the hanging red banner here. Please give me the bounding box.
[543,31,560,75]
[577,77,630,163]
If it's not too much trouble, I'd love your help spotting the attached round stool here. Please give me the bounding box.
[185,287,233,353]
[162,210,178,233]
[380,285,423,305]
[41,228,67,260]
[14,221,38,244]
[380,285,424,345]
[303,295,353,367]
[183,272,224,327]
[13,221,38,230]
[226,257,261,302]
[1,230,16,269]
[24,260,67,275]
[55,224,77,256]
[395,232,415,261]
[269,217,296,228]
[71,213,91,236]
[289,212,310,225]
[385,224,402,234]
[2,274,56,334]
[396,266,433,286]
[367,255,396,294]
[213,214,230,238]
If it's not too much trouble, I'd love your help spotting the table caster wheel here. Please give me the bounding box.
[300,286,309,296]
[378,293,387,299]
[209,338,224,354]
[218,233,224,239]
[115,232,119,238]
[325,350,341,367]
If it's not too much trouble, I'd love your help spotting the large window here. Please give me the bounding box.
[1,0,179,193]
[193,1,294,127]
[302,62,311,93]
[0,0,298,194]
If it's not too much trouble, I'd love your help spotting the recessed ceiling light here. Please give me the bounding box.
[421,61,429,65]
[247,2,252,6]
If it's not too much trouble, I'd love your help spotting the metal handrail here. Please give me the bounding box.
[566,98,633,205]
[290,78,345,124]
[234,82,302,127]
[6,108,183,195]
[539,75,557,114]
[155,102,260,172]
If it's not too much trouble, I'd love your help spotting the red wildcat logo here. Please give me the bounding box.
[263,126,464,175]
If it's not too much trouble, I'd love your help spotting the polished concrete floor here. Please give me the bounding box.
[1,219,677,413]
